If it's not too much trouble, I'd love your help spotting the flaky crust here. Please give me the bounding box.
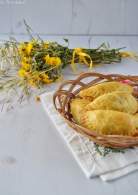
[79,81,133,100]
[85,91,138,114]
[70,98,91,124]
[81,110,137,136]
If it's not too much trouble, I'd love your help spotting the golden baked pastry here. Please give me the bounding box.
[79,81,133,100]
[81,110,138,136]
[133,113,138,129]
[85,91,138,114]
[70,98,90,124]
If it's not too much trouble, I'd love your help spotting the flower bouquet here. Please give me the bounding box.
[0,22,137,106]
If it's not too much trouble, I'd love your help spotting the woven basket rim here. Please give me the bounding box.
[53,72,138,148]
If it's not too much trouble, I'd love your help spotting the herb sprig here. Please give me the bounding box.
[94,143,132,156]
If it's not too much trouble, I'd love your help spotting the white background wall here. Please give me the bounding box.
[0,0,138,35]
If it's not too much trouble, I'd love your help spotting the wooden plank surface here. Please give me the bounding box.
[0,0,138,35]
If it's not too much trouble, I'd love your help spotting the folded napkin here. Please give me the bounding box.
[41,92,138,181]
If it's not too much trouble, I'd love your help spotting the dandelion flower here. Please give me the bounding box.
[18,69,27,78]
[44,55,61,67]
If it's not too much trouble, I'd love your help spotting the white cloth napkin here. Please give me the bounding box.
[40,92,138,181]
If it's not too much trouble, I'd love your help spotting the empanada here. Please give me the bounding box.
[133,113,138,129]
[81,110,138,136]
[79,81,133,100]
[70,98,90,124]
[85,91,138,114]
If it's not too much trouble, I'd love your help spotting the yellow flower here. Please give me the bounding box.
[21,61,31,71]
[26,39,37,55]
[51,57,61,66]
[22,56,28,62]
[27,71,40,87]
[18,69,27,78]
[30,72,40,82]
[18,40,36,57]
[26,42,33,55]
[44,55,61,67]
[27,39,37,54]
[18,43,26,56]
[28,79,37,87]
[40,73,53,84]
[22,56,32,63]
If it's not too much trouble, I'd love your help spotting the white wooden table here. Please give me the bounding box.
[0,36,138,195]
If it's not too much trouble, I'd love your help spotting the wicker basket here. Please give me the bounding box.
[53,72,138,148]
